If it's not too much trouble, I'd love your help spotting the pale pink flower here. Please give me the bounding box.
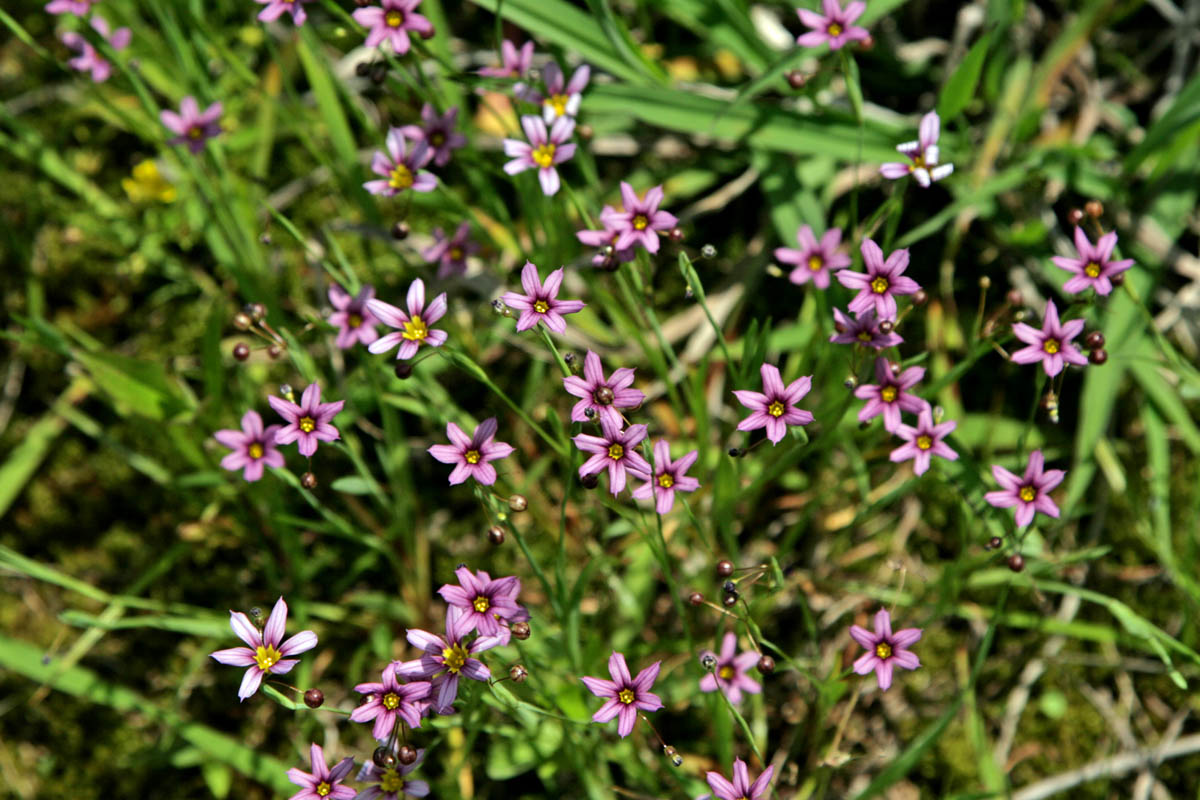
[479,39,533,79]
[349,662,431,739]
[1009,300,1087,377]
[796,0,868,50]
[733,364,814,444]
[46,0,97,16]
[880,111,954,187]
[268,384,344,458]
[499,261,586,333]
[353,0,434,55]
[214,409,284,481]
[890,407,957,476]
[837,238,920,321]
[630,439,699,514]
[577,205,635,266]
[984,449,1064,528]
[256,0,312,25]
[427,418,514,486]
[855,357,927,432]
[850,608,922,691]
[1051,226,1134,296]
[698,633,761,705]
[526,62,591,123]
[209,597,317,701]
[285,743,356,800]
[61,15,130,83]
[367,278,448,360]
[503,115,576,196]
[705,758,774,800]
[609,182,677,255]
[562,350,645,427]
[160,96,223,154]
[363,129,437,197]
[573,416,651,495]
[775,225,851,289]
[580,652,663,738]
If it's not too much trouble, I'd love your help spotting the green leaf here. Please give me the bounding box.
[938,32,993,120]
[330,476,373,495]
[74,350,194,421]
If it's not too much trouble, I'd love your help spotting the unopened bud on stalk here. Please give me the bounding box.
[1067,208,1084,226]
[757,655,775,674]
[700,244,717,259]
[786,70,807,89]
[303,688,324,708]
[979,276,991,289]
[843,375,857,390]
[722,592,739,607]
[1085,331,1105,350]
[508,494,527,512]
[669,227,685,243]
[699,652,718,670]
[373,747,396,769]
[233,342,251,361]
[986,536,1002,550]
[488,526,505,545]
[301,472,318,489]
[716,560,734,578]
[878,319,895,334]
[1089,349,1108,365]
[576,124,593,140]
[1008,553,1025,572]
[233,312,253,331]
[511,621,531,640]
[858,34,874,50]
[397,745,418,765]
[245,303,266,322]
[912,289,928,306]
[391,221,410,240]
[687,591,703,606]
[1006,289,1023,307]
[580,473,599,489]
[509,664,528,683]
[663,745,683,767]
[267,344,283,360]
[1085,200,1104,218]
[727,447,743,457]
[394,362,413,379]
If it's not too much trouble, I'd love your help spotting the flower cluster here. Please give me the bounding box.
[215,383,345,481]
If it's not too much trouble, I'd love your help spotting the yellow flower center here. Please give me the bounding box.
[442,643,469,673]
[187,126,204,140]
[248,443,264,459]
[473,596,490,613]
[545,93,569,117]
[449,246,463,261]
[718,665,735,681]
[1019,485,1036,502]
[827,22,843,36]
[910,154,925,169]
[349,313,363,328]
[1085,261,1100,278]
[382,691,401,710]
[808,255,823,271]
[875,642,892,659]
[857,330,873,342]
[657,473,674,488]
[316,782,332,797]
[618,688,635,704]
[917,435,933,450]
[299,416,316,434]
[385,9,404,27]
[465,449,481,464]
[607,443,624,460]
[402,315,428,341]
[871,276,889,294]
[430,131,445,147]
[633,214,649,231]
[531,143,556,168]
[388,163,414,190]
[1043,339,1060,354]
[767,401,785,417]
[880,385,898,403]
[254,643,283,671]
[379,769,404,793]
[533,300,550,314]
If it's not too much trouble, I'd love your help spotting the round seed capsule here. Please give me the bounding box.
[1085,200,1104,218]
[508,494,527,512]
[722,592,739,607]
[232,312,253,331]
[373,747,397,769]
[246,303,266,322]
[786,70,806,89]
[1067,209,1084,226]
[580,473,599,489]
[669,227,685,243]
[1008,553,1025,572]
[511,621,531,640]
[488,526,505,545]
[699,652,717,670]
[509,664,528,683]
[303,688,324,708]
[397,745,418,765]
[594,386,614,406]
[233,342,251,361]
[1085,331,1105,350]
[757,655,775,674]
[267,344,282,360]
[394,362,413,380]
[391,221,410,240]
[987,536,1002,550]
[701,244,717,259]
[301,472,318,490]
[1089,349,1108,365]
[687,591,703,607]
[716,560,734,578]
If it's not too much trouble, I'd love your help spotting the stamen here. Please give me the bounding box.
[315,782,332,797]
[388,163,414,190]
[617,688,635,704]
[607,443,624,460]
[880,386,898,403]
[299,416,316,434]
[465,449,481,464]
[385,9,404,27]
[429,131,446,147]
[871,276,890,294]
[348,313,363,328]
[379,769,404,793]
[545,94,569,117]
[916,435,933,450]
[382,691,401,710]
[827,22,843,36]
[632,214,649,231]
[449,246,463,262]
[718,665,735,681]
[402,315,428,341]
[767,400,785,417]
[875,642,892,659]
[657,474,674,488]
[473,596,490,613]
[1042,339,1060,354]
[1084,261,1100,278]
[1019,486,1036,502]
[248,443,265,459]
[807,255,823,271]
[254,644,283,671]
[533,299,550,314]
[531,143,556,168]
[441,643,469,673]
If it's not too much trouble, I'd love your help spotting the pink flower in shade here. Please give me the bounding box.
[837,238,921,321]
[160,96,223,154]
[1051,226,1134,296]
[697,633,761,705]
[849,608,922,691]
[984,449,1064,528]
[563,350,645,427]
[609,182,678,255]
[705,758,775,800]
[527,62,591,123]
[880,111,954,188]
[830,307,905,349]
[796,0,869,50]
[394,609,502,713]
[499,261,586,333]
[479,39,533,78]
[422,222,477,279]
[437,566,525,639]
[399,103,466,167]
[580,652,664,738]
[46,0,96,15]
[427,418,514,486]
[268,383,345,458]
[214,409,285,482]
[328,284,380,349]
[734,363,814,445]
[890,406,957,476]
[286,743,356,800]
[366,278,448,360]
[256,0,312,25]
[363,129,437,197]
[353,0,433,55]
[356,750,429,800]
[503,115,576,196]
[61,16,130,83]
[573,416,652,495]
[577,205,635,266]
[775,225,851,289]
[209,597,317,701]
[631,439,700,514]
[1009,300,1087,377]
[855,357,928,432]
[350,663,432,739]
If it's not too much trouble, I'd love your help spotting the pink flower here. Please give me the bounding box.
[364,128,437,197]
[160,96,223,154]
[850,608,922,691]
[422,222,477,279]
[880,111,954,188]
[697,633,761,705]
[350,662,431,739]
[255,0,312,25]
[395,609,502,713]
[427,418,514,486]
[479,39,533,78]
[796,0,868,50]
[631,439,700,514]
[580,652,663,738]
[526,62,591,123]
[705,758,775,800]
[328,284,380,349]
[209,597,318,701]
[46,0,96,15]
[499,261,586,333]
[573,416,651,495]
[285,743,356,800]
[775,225,851,289]
[268,383,345,458]
[890,406,957,476]
[830,307,904,349]
[984,449,1064,528]
[503,115,576,196]
[1009,300,1087,377]
[437,565,525,639]
[609,182,678,255]
[399,103,466,167]
[353,0,433,55]
[61,16,130,83]
[562,350,645,427]
[367,278,448,360]
[214,409,284,482]
[733,363,814,444]
[837,238,920,321]
[577,205,636,266]
[855,357,927,432]
[1051,226,1134,296]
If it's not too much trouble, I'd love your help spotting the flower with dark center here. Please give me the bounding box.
[352,0,434,55]
[775,224,851,289]
[437,565,526,639]
[984,449,1065,528]
[563,350,645,427]
[210,597,317,701]
[349,662,431,739]
[285,743,356,800]
[499,261,586,333]
[214,410,284,482]
[705,757,775,800]
[399,103,466,166]
[733,363,814,444]
[837,237,921,321]
[269,383,345,458]
[580,652,663,738]
[849,608,922,691]
[697,632,761,704]
[1009,300,1088,377]
[328,284,381,350]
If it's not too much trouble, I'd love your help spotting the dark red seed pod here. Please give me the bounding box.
[232,312,253,331]
[303,688,324,708]
[1067,209,1084,226]
[233,342,251,361]
[1089,349,1108,365]
[511,621,531,640]
[757,655,775,674]
[716,560,734,578]
[373,747,396,769]
[1085,331,1105,350]
[391,221,410,240]
[722,592,739,608]
[668,226,685,243]
[1110,271,1126,287]
[397,745,418,765]
[786,70,806,90]
[1006,289,1023,307]
[488,526,505,545]
[301,472,318,490]
[594,386,614,406]
[987,536,1002,550]
[580,473,599,489]
[687,591,703,607]
[1085,200,1104,219]
[394,362,413,379]
[912,289,928,306]
[1008,553,1025,572]
[508,494,527,512]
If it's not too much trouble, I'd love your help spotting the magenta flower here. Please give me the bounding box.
[775,225,851,289]
[796,0,868,50]
[479,39,533,78]
[355,749,429,800]
[46,0,96,15]
[1051,226,1134,296]
[706,758,775,800]
[364,129,437,197]
[890,406,957,476]
[830,307,905,349]
[855,357,927,432]
[427,418,514,486]
[503,115,576,196]
[838,238,920,321]
[631,439,700,514]
[350,663,432,739]
[577,205,636,266]
[160,96,223,154]
[581,652,663,738]
[209,596,317,701]
[328,284,380,349]
[438,566,525,639]
[609,182,678,255]
[286,744,356,800]
[367,278,448,360]
[353,0,433,55]
[395,609,502,713]
[849,608,922,691]
[528,62,591,123]
[214,409,285,482]
[399,103,466,167]
[61,16,130,83]
[562,350,645,427]
[268,383,345,458]
[1009,300,1087,377]
[698,633,761,705]
[255,0,311,25]
[422,222,477,279]
[573,416,651,495]
[984,449,1064,528]
[880,111,954,188]
[499,261,586,333]
[734,363,814,444]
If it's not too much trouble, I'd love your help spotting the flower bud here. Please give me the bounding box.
[716,560,734,578]
[583,407,595,419]
[1006,289,1023,307]
[757,655,775,674]
[1110,271,1125,287]
[576,124,593,140]
[391,221,410,240]
[508,494,527,512]
[858,34,874,50]
[727,447,743,457]
[1089,348,1108,365]
[509,664,528,683]
[1067,208,1084,226]
[786,70,806,89]
[232,312,253,331]
[279,384,293,399]
[245,303,267,322]
[699,652,717,670]
[1008,553,1025,572]
[563,351,576,366]
[594,386,614,406]
[511,621,531,640]
[233,342,251,361]
[267,344,282,360]
[249,606,263,620]
[700,244,717,259]
[1085,200,1104,218]
[301,472,318,490]
[978,276,991,290]
[580,473,599,489]
[722,591,739,607]
[303,688,324,708]
[722,580,736,594]
[843,375,857,390]
[669,226,685,243]
[373,747,397,769]
[687,591,703,606]
[663,745,683,767]
[397,745,418,765]
[488,526,505,545]
[987,536,1002,550]
[912,289,928,306]
[1085,331,1105,350]
[394,362,413,379]
[878,319,894,334]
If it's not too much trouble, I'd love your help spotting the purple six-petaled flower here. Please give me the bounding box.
[161,96,223,154]
[1009,300,1088,377]
[255,0,312,25]
[214,409,285,482]
[705,757,775,800]
[796,0,869,51]
[367,278,449,360]
[837,238,921,321]
[698,632,761,705]
[353,0,434,55]
[268,383,345,458]
[984,449,1064,528]
[209,596,318,701]
[609,182,677,255]
[1051,226,1134,296]
[528,62,591,123]
[880,111,954,188]
[574,416,652,495]
[328,284,381,350]
[890,406,958,476]
[354,748,429,800]
[830,307,905,349]
[775,225,851,289]
[395,609,502,713]
[479,39,533,79]
[562,350,646,427]
[61,16,130,83]
[855,357,927,432]
[503,115,576,196]
[580,651,664,738]
[363,129,437,197]
[849,608,922,691]
[350,662,432,739]
[422,222,477,279]
[285,743,356,800]
[427,418,514,486]
[576,206,636,266]
[437,565,525,640]
[733,363,814,444]
[400,103,466,167]
[630,439,700,514]
[499,261,586,333]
